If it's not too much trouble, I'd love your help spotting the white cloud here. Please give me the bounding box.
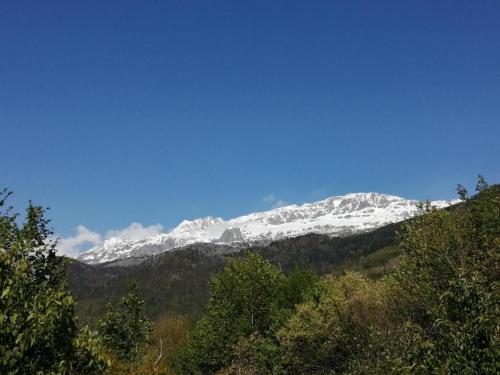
[272,200,288,209]
[56,222,164,258]
[261,194,288,209]
[105,222,164,241]
[261,194,276,203]
[56,225,102,257]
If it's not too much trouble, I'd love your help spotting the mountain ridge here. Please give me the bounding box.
[76,192,458,264]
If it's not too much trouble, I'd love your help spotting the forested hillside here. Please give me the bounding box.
[172,180,499,374]
[2,180,498,374]
[67,215,404,325]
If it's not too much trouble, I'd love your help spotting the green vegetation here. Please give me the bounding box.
[99,314,193,375]
[98,283,152,361]
[172,178,499,374]
[172,253,317,374]
[68,246,228,326]
[67,219,401,326]
[0,189,107,374]
[331,245,401,279]
[387,180,499,374]
[2,177,498,374]
[278,272,391,374]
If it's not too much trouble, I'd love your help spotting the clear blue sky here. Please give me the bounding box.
[1,1,499,244]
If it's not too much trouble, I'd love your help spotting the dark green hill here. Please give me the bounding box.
[68,187,490,326]
[253,220,402,274]
[67,217,404,325]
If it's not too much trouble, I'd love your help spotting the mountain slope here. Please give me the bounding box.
[68,219,404,325]
[68,192,476,325]
[77,192,456,264]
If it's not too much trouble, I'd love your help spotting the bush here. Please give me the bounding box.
[98,283,152,362]
[389,180,499,374]
[173,252,318,374]
[271,178,499,374]
[278,272,391,374]
[0,189,107,374]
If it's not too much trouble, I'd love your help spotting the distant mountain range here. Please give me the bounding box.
[77,192,458,264]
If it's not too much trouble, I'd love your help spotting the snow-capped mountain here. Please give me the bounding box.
[77,193,457,264]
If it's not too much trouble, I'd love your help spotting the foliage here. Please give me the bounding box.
[98,282,152,362]
[277,272,391,374]
[0,189,107,374]
[216,332,280,375]
[388,178,499,374]
[273,178,499,374]
[172,252,317,375]
[331,245,401,279]
[65,177,499,375]
[106,314,193,375]
[69,246,229,326]
[68,219,400,326]
[255,222,401,275]
[277,266,319,311]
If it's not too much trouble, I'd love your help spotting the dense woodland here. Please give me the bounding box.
[1,178,498,374]
[67,218,404,325]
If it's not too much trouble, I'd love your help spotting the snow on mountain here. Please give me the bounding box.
[77,193,458,264]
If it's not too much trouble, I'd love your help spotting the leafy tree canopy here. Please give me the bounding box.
[173,252,318,374]
[98,282,152,361]
[0,189,106,374]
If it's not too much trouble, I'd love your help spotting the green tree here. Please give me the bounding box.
[98,282,152,361]
[277,272,391,374]
[273,177,499,374]
[0,189,107,374]
[389,178,499,374]
[173,252,287,374]
[277,266,319,311]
